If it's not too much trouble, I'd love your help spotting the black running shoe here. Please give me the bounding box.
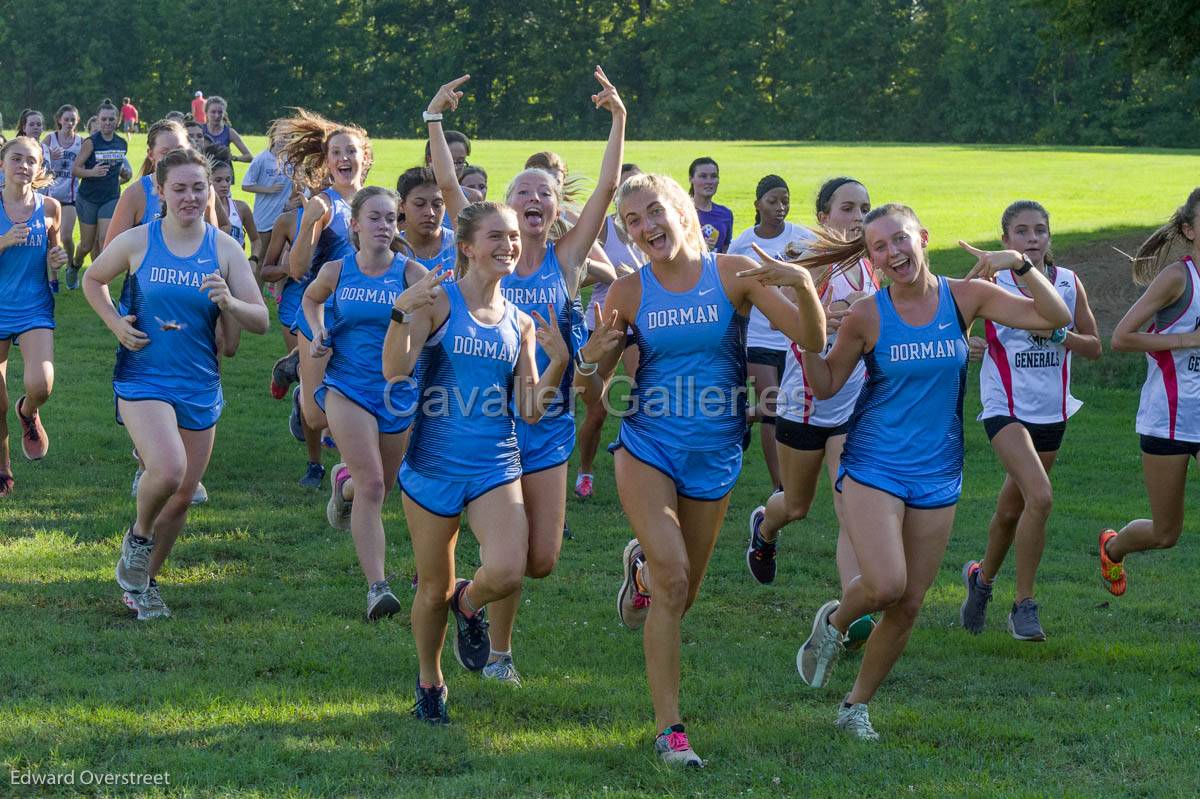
[412,679,449,724]
[745,506,777,584]
[449,580,490,671]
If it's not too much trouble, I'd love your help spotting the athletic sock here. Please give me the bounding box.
[459,581,479,617]
[977,570,993,587]
[489,649,511,660]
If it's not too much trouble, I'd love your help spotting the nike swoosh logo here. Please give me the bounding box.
[938,321,953,330]
[698,288,714,296]
[198,258,212,264]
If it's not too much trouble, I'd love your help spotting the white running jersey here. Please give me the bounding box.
[227,197,245,246]
[778,260,878,426]
[729,222,816,350]
[45,133,82,203]
[1136,256,1200,442]
[979,266,1082,424]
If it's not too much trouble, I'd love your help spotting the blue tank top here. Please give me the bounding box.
[138,175,160,225]
[840,277,968,482]
[78,131,127,204]
[405,282,522,480]
[500,243,575,417]
[309,187,353,280]
[0,194,53,326]
[404,227,456,275]
[203,125,232,148]
[326,252,409,396]
[624,252,748,450]
[114,221,221,393]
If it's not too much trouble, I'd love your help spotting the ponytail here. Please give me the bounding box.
[1130,188,1200,286]
[787,203,924,290]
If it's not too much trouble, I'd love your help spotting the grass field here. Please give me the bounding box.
[2,140,1199,798]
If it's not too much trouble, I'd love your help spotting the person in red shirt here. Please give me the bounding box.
[190,91,205,123]
[120,98,138,133]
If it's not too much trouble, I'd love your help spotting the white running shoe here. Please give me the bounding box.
[123,581,171,621]
[797,599,845,688]
[835,698,879,741]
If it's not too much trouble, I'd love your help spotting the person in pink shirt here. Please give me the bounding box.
[190,91,205,123]
[120,98,138,133]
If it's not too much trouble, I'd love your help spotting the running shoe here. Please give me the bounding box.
[562,522,573,541]
[654,724,703,768]
[16,396,48,460]
[1099,529,1126,596]
[289,386,305,442]
[745,505,776,584]
[959,560,993,634]
[271,350,300,400]
[845,615,876,652]
[130,467,144,497]
[412,679,449,724]
[366,580,402,621]
[299,461,325,489]
[797,599,845,688]
[574,472,593,499]
[449,579,490,671]
[1008,598,1046,642]
[321,431,338,450]
[64,264,80,290]
[835,698,880,741]
[115,526,154,594]
[0,472,13,498]
[123,580,171,621]
[482,654,522,686]
[617,538,651,630]
[49,279,60,295]
[326,463,352,530]
[191,482,209,505]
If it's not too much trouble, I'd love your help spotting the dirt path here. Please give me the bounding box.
[1056,230,1161,336]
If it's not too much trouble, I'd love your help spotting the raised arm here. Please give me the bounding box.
[729,246,826,352]
[573,304,626,405]
[954,241,1071,331]
[425,76,472,225]
[382,267,453,380]
[800,301,874,399]
[1112,262,1197,353]
[557,66,626,295]
[514,306,570,424]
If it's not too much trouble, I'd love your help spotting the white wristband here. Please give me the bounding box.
[422,111,443,123]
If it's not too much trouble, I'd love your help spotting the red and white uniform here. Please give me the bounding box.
[979,266,1082,423]
[778,260,878,427]
[1136,256,1200,442]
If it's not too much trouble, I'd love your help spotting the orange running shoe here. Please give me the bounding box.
[1098,529,1126,596]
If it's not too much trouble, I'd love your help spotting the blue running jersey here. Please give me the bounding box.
[404,227,456,275]
[309,187,353,280]
[405,282,522,480]
[114,221,221,393]
[325,252,411,403]
[841,277,968,482]
[500,243,575,417]
[0,194,54,335]
[623,252,747,450]
[138,175,161,226]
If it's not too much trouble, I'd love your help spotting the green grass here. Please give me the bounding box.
[3,140,1200,797]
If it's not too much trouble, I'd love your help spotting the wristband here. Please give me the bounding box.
[391,306,412,325]
[422,111,444,123]
[1013,255,1034,276]
[1048,327,1068,345]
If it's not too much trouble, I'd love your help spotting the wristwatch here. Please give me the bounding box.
[422,111,444,123]
[1013,254,1035,276]
[391,306,412,325]
[574,350,598,375]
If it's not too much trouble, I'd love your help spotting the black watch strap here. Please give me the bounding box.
[1014,255,1034,276]
[390,306,411,325]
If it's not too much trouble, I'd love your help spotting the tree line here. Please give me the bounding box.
[2,0,1196,146]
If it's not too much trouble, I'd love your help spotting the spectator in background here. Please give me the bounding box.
[191,91,206,122]
[241,135,294,257]
[689,156,733,252]
[120,98,139,133]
